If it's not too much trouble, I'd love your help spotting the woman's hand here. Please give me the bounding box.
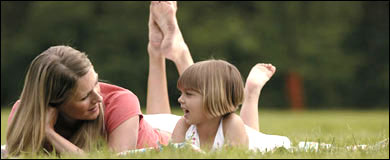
[45,106,58,133]
[44,106,85,155]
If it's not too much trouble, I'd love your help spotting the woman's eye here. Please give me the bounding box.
[81,95,88,100]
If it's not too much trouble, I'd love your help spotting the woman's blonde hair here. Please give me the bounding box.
[177,59,244,118]
[6,45,106,156]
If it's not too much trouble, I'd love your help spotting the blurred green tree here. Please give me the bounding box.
[1,1,388,109]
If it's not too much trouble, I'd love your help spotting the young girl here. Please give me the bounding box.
[170,60,291,152]
[146,1,291,153]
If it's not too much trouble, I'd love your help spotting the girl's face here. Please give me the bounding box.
[59,67,102,120]
[178,89,208,124]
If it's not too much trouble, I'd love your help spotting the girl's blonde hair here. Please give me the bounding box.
[6,45,106,156]
[177,59,244,118]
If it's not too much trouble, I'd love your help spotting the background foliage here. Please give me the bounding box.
[1,1,388,109]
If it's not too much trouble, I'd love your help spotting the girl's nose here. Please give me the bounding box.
[178,95,184,104]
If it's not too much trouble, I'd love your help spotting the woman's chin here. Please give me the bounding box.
[86,108,100,120]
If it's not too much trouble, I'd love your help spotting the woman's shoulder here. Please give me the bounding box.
[99,82,136,98]
[99,82,131,92]
[99,82,139,108]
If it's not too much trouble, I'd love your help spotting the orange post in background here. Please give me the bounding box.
[286,71,305,110]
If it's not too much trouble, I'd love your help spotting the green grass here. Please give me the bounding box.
[1,107,389,159]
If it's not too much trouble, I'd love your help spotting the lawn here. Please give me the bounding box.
[1,107,389,159]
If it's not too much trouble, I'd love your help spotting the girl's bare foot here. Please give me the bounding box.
[148,10,164,58]
[150,1,177,35]
[245,63,276,95]
[148,1,178,59]
[149,1,193,74]
[150,1,189,63]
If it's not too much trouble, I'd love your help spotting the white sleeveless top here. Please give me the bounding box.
[184,117,292,152]
[143,114,291,153]
[185,118,225,151]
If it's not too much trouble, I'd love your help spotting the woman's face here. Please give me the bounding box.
[59,67,102,120]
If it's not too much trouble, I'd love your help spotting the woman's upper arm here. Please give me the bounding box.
[105,90,142,152]
[107,115,139,152]
[171,117,190,143]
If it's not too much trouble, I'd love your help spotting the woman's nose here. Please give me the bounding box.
[92,90,103,104]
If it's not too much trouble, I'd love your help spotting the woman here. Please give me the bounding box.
[5,1,285,157]
[6,45,175,156]
[4,1,183,157]
[5,1,191,157]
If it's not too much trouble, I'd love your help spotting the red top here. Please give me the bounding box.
[8,82,169,149]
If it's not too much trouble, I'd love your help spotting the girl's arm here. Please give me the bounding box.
[171,117,190,143]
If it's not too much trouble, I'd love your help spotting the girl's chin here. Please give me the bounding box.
[184,118,192,124]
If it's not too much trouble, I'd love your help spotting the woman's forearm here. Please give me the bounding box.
[45,129,85,155]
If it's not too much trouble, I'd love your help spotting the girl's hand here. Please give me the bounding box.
[171,117,190,143]
[45,106,58,132]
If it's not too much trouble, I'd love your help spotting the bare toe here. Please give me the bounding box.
[245,63,276,92]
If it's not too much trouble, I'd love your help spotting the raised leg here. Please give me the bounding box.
[146,1,194,114]
[240,63,276,131]
[150,1,193,75]
[145,2,171,114]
